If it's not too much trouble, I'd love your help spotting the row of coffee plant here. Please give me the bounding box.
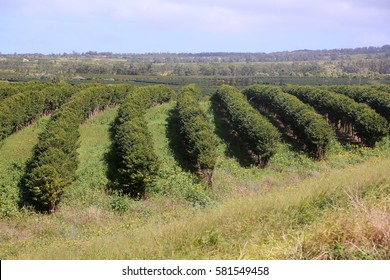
[23,84,133,212]
[0,81,50,102]
[243,86,334,160]
[113,85,175,197]
[329,85,390,123]
[284,85,389,146]
[372,85,390,94]
[0,82,79,142]
[212,85,280,167]
[176,84,218,184]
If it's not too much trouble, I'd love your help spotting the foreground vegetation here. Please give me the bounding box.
[0,92,389,259]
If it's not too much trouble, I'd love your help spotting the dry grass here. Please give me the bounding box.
[299,186,390,260]
[3,157,388,259]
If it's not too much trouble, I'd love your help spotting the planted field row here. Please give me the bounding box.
[372,85,390,94]
[176,84,218,183]
[0,81,51,102]
[113,85,175,197]
[243,85,334,160]
[23,84,132,212]
[3,82,390,214]
[284,85,389,146]
[0,83,80,142]
[212,85,280,167]
[329,85,390,123]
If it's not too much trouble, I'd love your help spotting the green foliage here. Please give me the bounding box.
[0,81,50,102]
[212,85,280,167]
[144,101,213,207]
[0,82,78,142]
[243,85,334,160]
[284,85,389,146]
[176,84,218,183]
[110,194,130,214]
[155,163,213,208]
[330,85,390,123]
[371,85,390,94]
[114,85,175,197]
[23,84,133,212]
[1,91,390,259]
[0,162,24,217]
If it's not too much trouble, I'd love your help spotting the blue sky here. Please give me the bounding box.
[1,0,389,54]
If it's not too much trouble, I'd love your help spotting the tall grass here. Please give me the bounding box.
[0,117,49,217]
[6,157,389,259]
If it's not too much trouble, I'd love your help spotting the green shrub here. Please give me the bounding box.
[213,85,280,167]
[285,85,389,147]
[0,82,77,142]
[114,85,175,197]
[176,84,218,184]
[330,85,390,123]
[24,84,133,212]
[243,85,334,160]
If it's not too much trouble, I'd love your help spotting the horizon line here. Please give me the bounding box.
[1,44,389,56]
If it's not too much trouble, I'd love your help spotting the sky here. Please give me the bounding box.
[0,0,389,54]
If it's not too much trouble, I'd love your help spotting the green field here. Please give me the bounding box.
[0,97,389,259]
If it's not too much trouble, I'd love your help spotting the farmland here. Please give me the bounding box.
[1,46,390,259]
[0,78,389,259]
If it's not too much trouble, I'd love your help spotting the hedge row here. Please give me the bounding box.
[371,85,390,94]
[284,85,389,146]
[24,84,132,212]
[0,83,20,101]
[0,81,50,102]
[330,85,390,123]
[114,85,175,197]
[0,82,78,142]
[176,84,218,184]
[212,85,280,167]
[243,86,334,160]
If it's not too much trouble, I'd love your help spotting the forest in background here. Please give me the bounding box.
[1,45,390,87]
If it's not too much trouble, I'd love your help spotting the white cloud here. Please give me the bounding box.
[1,0,389,53]
[3,0,390,35]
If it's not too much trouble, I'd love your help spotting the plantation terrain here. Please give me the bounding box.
[0,81,389,259]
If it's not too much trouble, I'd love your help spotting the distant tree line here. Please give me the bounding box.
[1,45,390,79]
[10,45,390,63]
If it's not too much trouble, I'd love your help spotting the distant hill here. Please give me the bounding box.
[2,45,390,62]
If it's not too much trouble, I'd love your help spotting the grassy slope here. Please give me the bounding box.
[145,102,211,207]
[5,157,389,259]
[0,117,49,216]
[0,102,389,259]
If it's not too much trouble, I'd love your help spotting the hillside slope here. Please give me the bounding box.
[0,101,389,259]
[4,157,389,259]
